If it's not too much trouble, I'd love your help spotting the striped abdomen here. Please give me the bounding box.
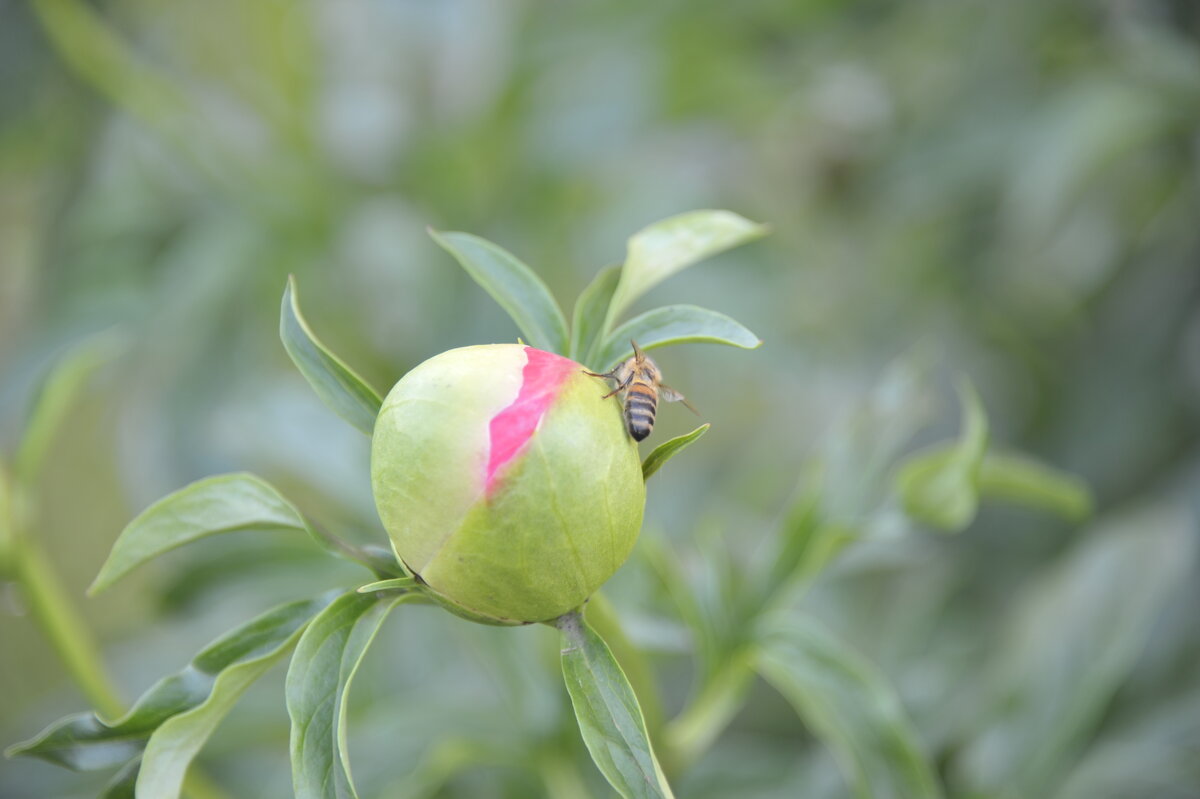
[624,380,658,441]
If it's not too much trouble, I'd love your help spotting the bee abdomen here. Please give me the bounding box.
[624,386,657,441]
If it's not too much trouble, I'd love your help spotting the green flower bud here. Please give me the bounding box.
[371,344,645,624]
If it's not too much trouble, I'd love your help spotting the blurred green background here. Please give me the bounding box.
[2,1,1198,797]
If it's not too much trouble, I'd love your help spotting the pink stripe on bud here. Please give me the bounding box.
[486,347,577,495]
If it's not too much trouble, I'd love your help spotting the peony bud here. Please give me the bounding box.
[370,344,645,624]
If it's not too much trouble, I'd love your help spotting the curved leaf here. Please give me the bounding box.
[554,610,675,799]
[355,577,417,594]
[894,379,988,532]
[15,330,125,485]
[595,305,760,371]
[978,452,1093,521]
[101,757,139,799]
[90,472,310,595]
[135,596,323,799]
[430,229,569,355]
[281,275,383,435]
[287,591,410,799]
[6,594,333,770]
[571,264,621,366]
[642,424,710,481]
[757,616,943,799]
[604,210,766,331]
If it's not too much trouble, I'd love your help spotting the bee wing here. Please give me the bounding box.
[659,384,699,415]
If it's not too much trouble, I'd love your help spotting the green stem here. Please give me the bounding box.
[663,650,756,771]
[304,520,405,579]
[13,533,124,719]
[8,481,232,799]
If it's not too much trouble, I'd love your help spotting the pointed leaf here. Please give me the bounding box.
[605,210,766,330]
[894,379,988,531]
[978,452,1093,521]
[90,473,310,594]
[356,577,417,594]
[7,594,333,770]
[571,265,621,366]
[430,229,569,354]
[15,331,125,485]
[136,596,323,799]
[594,305,760,372]
[757,616,943,799]
[281,275,382,435]
[287,591,409,799]
[554,610,675,799]
[642,424,710,480]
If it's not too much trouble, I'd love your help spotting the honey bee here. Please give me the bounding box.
[584,340,697,441]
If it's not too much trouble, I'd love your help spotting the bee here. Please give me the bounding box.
[584,340,697,441]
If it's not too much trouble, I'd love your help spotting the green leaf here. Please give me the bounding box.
[641,424,710,480]
[281,275,383,435]
[554,610,675,799]
[571,265,621,366]
[135,596,324,799]
[287,591,408,799]
[429,229,569,355]
[594,305,761,372]
[604,210,767,331]
[978,452,1093,521]
[356,577,417,594]
[101,757,139,799]
[90,472,310,595]
[894,379,989,532]
[757,616,943,799]
[7,594,333,770]
[15,331,125,485]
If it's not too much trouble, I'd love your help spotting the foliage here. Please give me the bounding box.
[3,2,1198,798]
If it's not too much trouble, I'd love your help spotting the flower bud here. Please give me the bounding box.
[371,344,645,624]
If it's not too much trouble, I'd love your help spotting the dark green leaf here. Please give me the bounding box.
[594,305,761,372]
[281,275,383,435]
[136,597,321,799]
[90,472,310,595]
[287,591,409,799]
[15,331,125,485]
[429,229,569,354]
[642,424,710,480]
[571,265,621,366]
[894,379,988,532]
[604,210,766,331]
[6,594,332,770]
[757,616,943,799]
[978,452,1093,521]
[554,610,675,799]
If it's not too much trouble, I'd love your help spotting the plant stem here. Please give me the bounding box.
[7,481,122,717]
[663,649,756,771]
[8,483,232,799]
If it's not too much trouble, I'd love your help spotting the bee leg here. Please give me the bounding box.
[600,374,632,400]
